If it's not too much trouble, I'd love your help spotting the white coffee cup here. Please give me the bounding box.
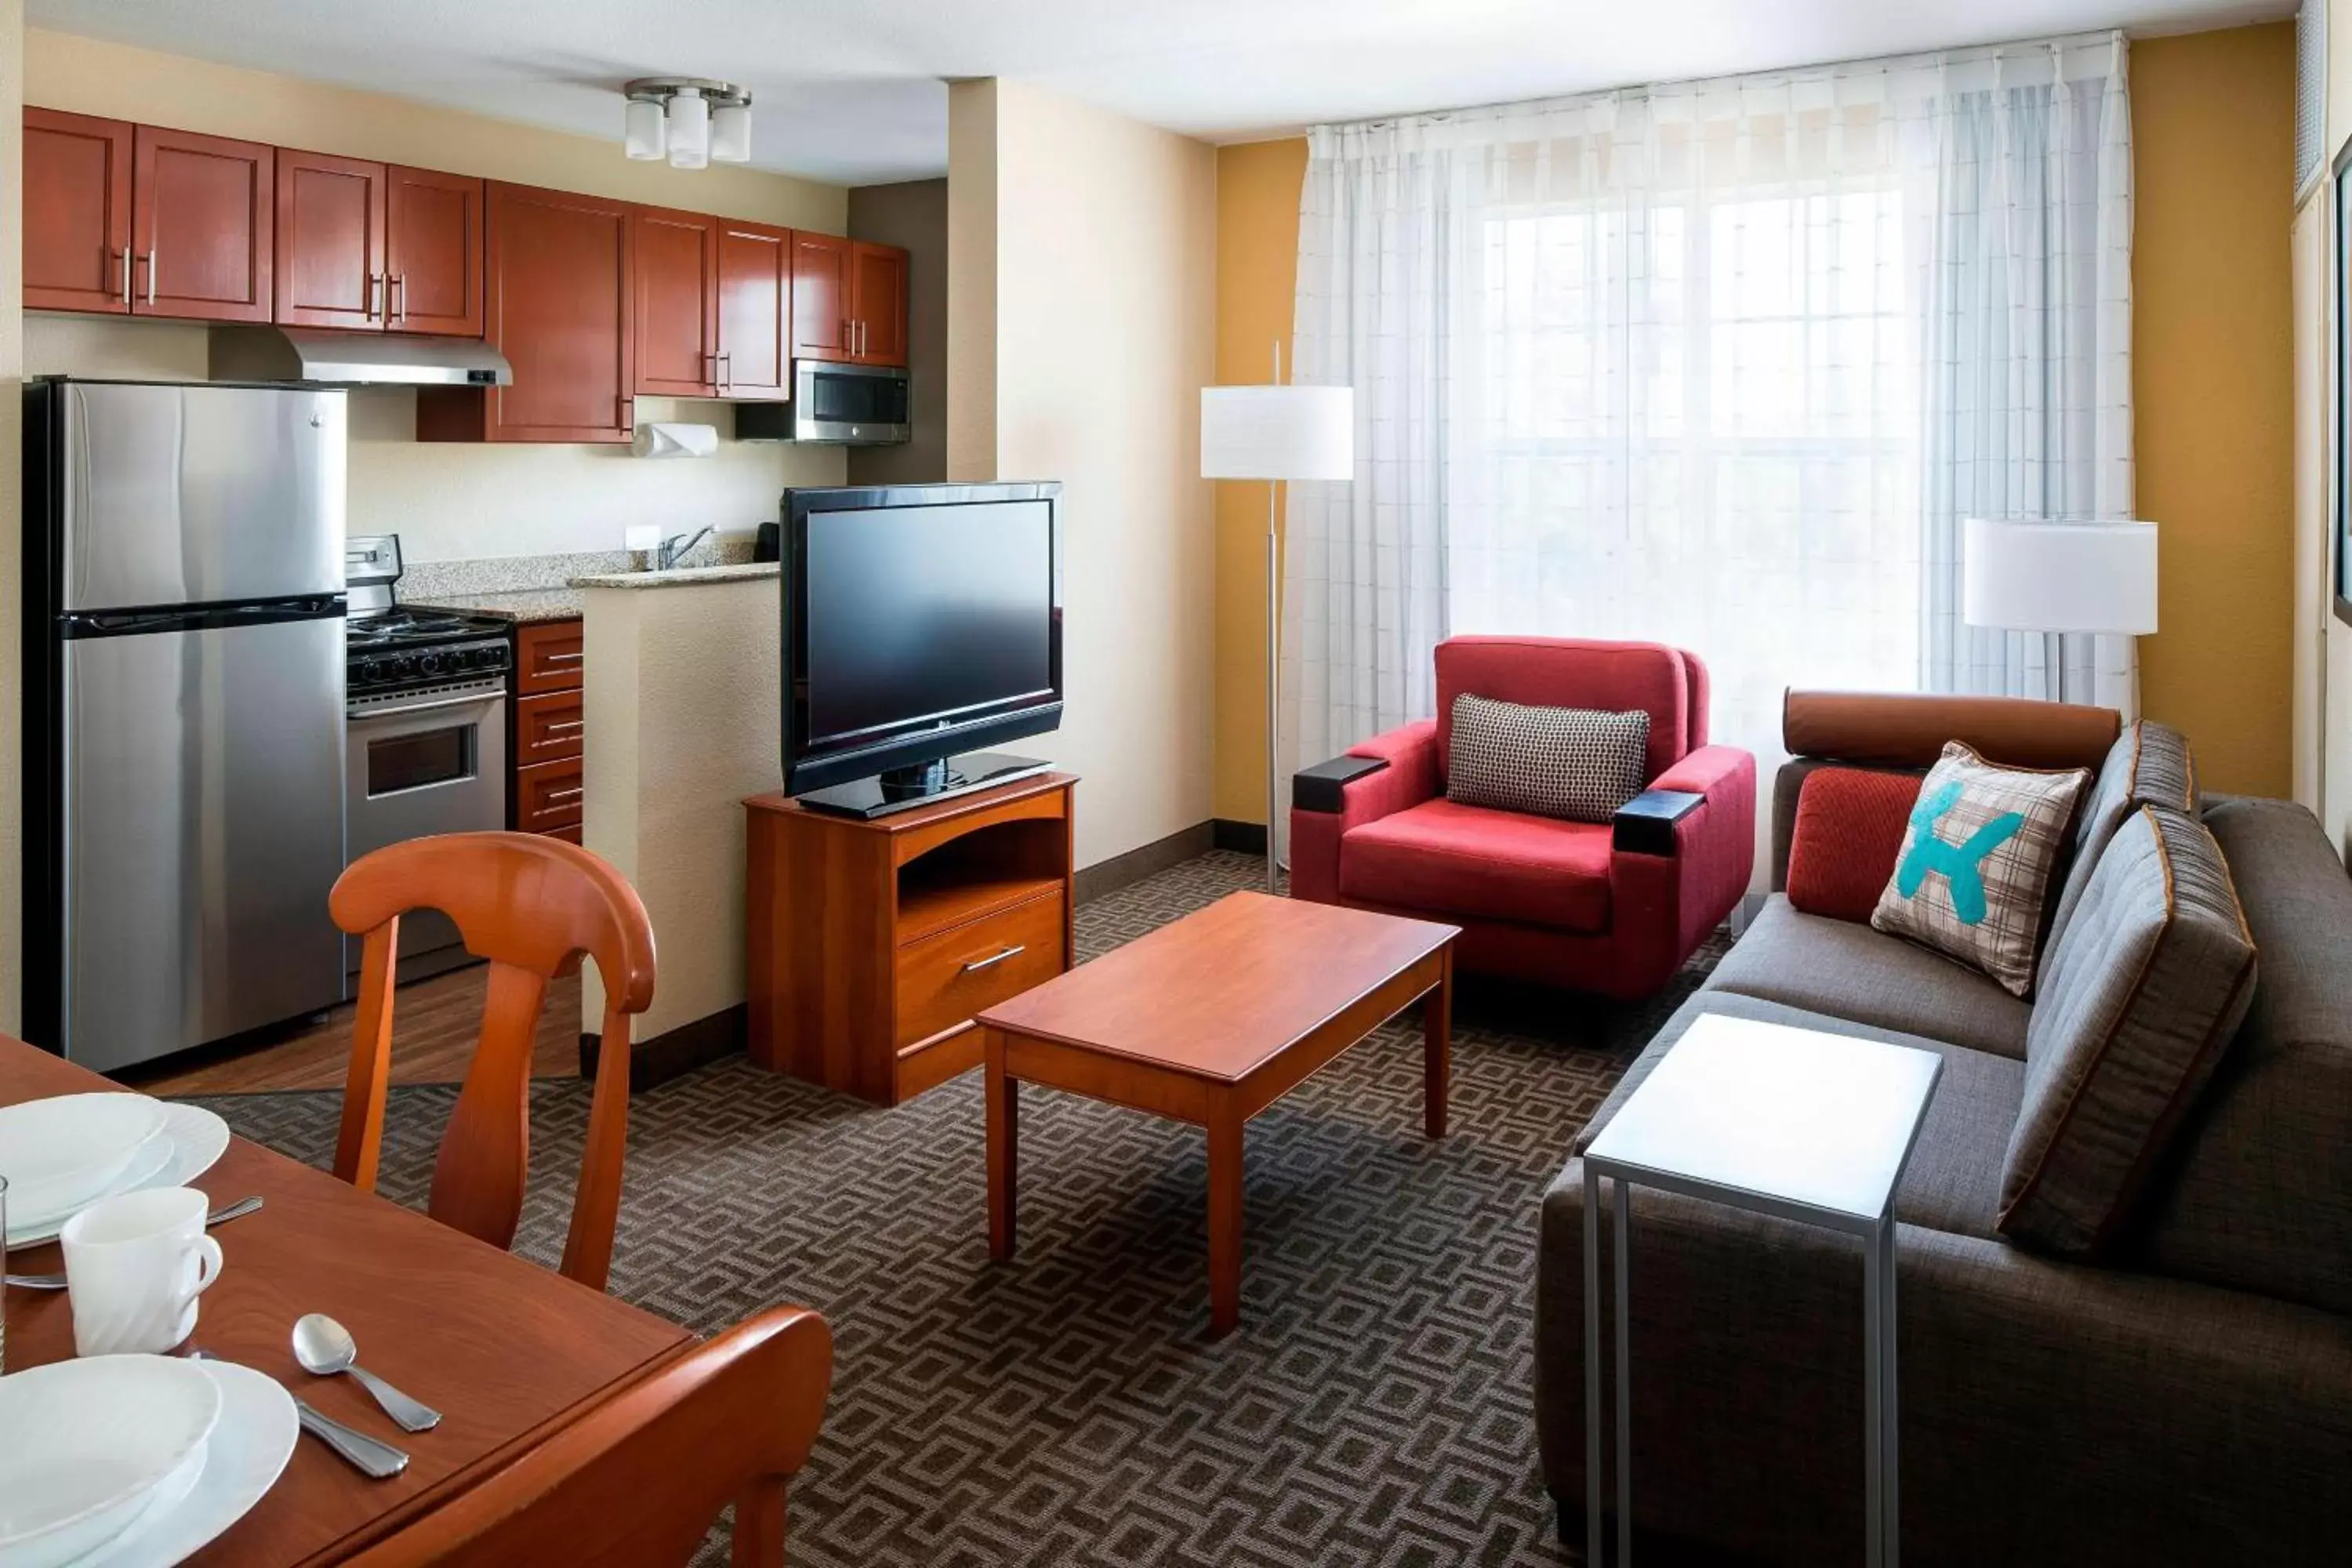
[60,1187,223,1356]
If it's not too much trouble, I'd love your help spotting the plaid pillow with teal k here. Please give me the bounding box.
[1871,742,2091,997]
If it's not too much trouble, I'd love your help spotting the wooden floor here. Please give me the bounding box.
[125,964,582,1096]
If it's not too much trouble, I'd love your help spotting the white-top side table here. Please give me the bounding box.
[1580,1012,1942,1568]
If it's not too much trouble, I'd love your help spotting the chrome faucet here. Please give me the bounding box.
[655,526,716,572]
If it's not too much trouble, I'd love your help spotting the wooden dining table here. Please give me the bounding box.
[0,1034,695,1566]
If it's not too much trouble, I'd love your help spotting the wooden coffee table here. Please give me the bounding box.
[975,891,1459,1336]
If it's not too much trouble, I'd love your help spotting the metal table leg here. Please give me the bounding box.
[1614,1178,1632,1568]
[1864,1215,1885,1568]
[1881,1207,1900,1568]
[1584,1170,1603,1567]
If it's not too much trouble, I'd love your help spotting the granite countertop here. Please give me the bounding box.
[406,588,584,623]
[567,563,781,590]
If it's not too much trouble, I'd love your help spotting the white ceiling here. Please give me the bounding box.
[27,0,2295,187]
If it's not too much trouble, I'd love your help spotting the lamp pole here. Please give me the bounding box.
[1265,340,1283,894]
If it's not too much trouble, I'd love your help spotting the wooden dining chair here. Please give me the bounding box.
[330,830,656,1291]
[345,1305,833,1567]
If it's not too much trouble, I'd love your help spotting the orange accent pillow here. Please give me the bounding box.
[1786,767,1922,924]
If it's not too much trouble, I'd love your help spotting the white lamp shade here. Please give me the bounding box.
[1962,517,2158,634]
[666,89,708,169]
[623,97,666,160]
[710,101,752,163]
[1201,385,1353,481]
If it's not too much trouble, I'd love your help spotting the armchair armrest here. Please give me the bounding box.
[1611,789,1704,855]
[1288,718,1441,905]
[1607,745,1758,992]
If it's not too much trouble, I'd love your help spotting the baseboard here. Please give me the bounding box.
[579,1003,746,1094]
[1212,818,1269,855]
[1073,820,1215,905]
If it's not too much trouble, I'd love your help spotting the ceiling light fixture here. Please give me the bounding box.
[622,78,752,168]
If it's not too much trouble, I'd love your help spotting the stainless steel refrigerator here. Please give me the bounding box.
[23,379,350,1073]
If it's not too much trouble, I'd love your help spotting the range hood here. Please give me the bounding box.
[208,326,513,387]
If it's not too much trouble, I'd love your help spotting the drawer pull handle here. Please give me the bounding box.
[544,786,584,803]
[960,944,1025,975]
[543,720,584,734]
[540,652,584,665]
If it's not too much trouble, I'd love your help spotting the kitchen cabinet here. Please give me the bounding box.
[849,241,909,366]
[789,233,909,368]
[133,125,274,323]
[24,108,133,314]
[274,150,383,330]
[385,166,485,336]
[716,220,793,399]
[510,619,586,840]
[419,183,633,444]
[633,205,718,397]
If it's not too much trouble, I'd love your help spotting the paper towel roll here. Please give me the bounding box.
[633,421,720,459]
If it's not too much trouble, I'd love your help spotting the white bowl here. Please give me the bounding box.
[0,1094,168,1222]
[0,1355,223,1568]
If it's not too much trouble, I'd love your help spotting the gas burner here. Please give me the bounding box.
[347,606,509,650]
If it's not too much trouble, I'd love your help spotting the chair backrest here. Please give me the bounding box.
[1434,637,1706,784]
[343,1305,833,1568]
[329,831,657,1290]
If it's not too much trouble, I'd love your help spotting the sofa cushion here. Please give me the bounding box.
[1574,989,2024,1238]
[1341,797,1611,932]
[1999,807,2256,1256]
[1444,694,1650,824]
[1704,895,2032,1060]
[2046,721,2198,958]
[1784,766,1920,924]
[1871,742,2089,997]
[2130,797,2352,1316]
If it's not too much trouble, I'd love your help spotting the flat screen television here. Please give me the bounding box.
[782,481,1063,817]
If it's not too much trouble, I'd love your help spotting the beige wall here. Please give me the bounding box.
[945,78,998,486]
[953,80,1218,868]
[20,30,851,562]
[847,178,948,486]
[1,0,23,1033]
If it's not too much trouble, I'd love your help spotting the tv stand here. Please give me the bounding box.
[795,751,1052,820]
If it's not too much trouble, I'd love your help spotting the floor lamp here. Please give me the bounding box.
[1962,517,2159,711]
[1202,351,1354,893]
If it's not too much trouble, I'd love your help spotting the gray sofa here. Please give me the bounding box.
[1534,691,2352,1566]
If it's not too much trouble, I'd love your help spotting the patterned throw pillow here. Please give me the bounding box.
[1446,694,1650,824]
[1869,742,2090,996]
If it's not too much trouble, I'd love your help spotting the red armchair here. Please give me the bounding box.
[1289,637,1755,1000]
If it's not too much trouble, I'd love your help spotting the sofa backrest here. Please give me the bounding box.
[1434,637,1702,786]
[2127,797,2352,1317]
[2044,722,2199,957]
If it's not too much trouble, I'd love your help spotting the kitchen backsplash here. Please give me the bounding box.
[395,534,755,599]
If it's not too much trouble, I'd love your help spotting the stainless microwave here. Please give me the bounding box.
[780,360,910,445]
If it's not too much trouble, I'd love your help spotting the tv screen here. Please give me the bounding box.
[783,482,1062,795]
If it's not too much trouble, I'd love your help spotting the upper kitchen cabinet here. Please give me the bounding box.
[385,166,485,336]
[849,241,909,367]
[274,150,383,330]
[717,219,792,399]
[134,125,274,323]
[419,182,633,444]
[24,108,134,314]
[633,205,718,397]
[789,230,852,364]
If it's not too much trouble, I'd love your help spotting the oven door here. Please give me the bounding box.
[346,679,508,977]
[793,360,911,444]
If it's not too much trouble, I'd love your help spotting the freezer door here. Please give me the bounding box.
[60,381,347,613]
[61,615,347,1071]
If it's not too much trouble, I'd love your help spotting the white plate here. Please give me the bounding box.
[0,1356,222,1568]
[0,1095,168,1221]
[6,1106,232,1246]
[8,1134,175,1235]
[72,1360,298,1568]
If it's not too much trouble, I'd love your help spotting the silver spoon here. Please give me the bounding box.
[189,1348,409,1479]
[292,1312,443,1432]
[4,1196,265,1290]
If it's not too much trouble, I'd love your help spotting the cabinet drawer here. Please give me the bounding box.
[542,823,583,844]
[516,757,584,831]
[515,688,584,764]
[514,619,583,695]
[895,892,1064,1048]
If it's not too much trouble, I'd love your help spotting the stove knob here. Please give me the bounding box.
[393,654,419,680]
[419,652,445,676]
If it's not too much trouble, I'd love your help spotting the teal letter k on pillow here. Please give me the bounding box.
[1896,780,2024,925]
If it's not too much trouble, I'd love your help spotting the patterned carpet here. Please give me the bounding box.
[193,851,1726,1566]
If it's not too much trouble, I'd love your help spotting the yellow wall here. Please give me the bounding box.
[2133,24,2296,795]
[1208,24,2299,818]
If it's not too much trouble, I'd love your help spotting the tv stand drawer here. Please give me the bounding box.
[895,891,1064,1048]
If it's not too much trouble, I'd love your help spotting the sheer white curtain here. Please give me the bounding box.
[1282,32,2134,855]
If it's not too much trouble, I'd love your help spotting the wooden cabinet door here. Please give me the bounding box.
[789,230,851,363]
[274,150,384,330]
[632,205,717,397]
[849,241,909,366]
[132,125,274,322]
[481,183,634,443]
[387,166,484,336]
[716,220,791,399]
[24,108,134,314]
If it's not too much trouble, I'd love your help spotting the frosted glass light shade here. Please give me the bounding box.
[666,89,708,169]
[710,101,752,163]
[623,97,666,160]
[1963,517,2158,633]
[1200,385,1354,481]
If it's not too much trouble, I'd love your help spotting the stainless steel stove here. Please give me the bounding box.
[343,535,511,979]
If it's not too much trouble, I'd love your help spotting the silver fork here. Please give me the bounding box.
[3,1196,264,1289]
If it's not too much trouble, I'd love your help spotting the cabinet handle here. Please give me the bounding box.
[367,273,382,321]
[541,651,584,665]
[145,248,158,306]
[718,351,731,392]
[960,944,1026,975]
[119,248,132,307]
[392,273,405,323]
[543,719,584,734]
[544,786,584,803]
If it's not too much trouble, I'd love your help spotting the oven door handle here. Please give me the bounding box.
[349,688,506,722]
